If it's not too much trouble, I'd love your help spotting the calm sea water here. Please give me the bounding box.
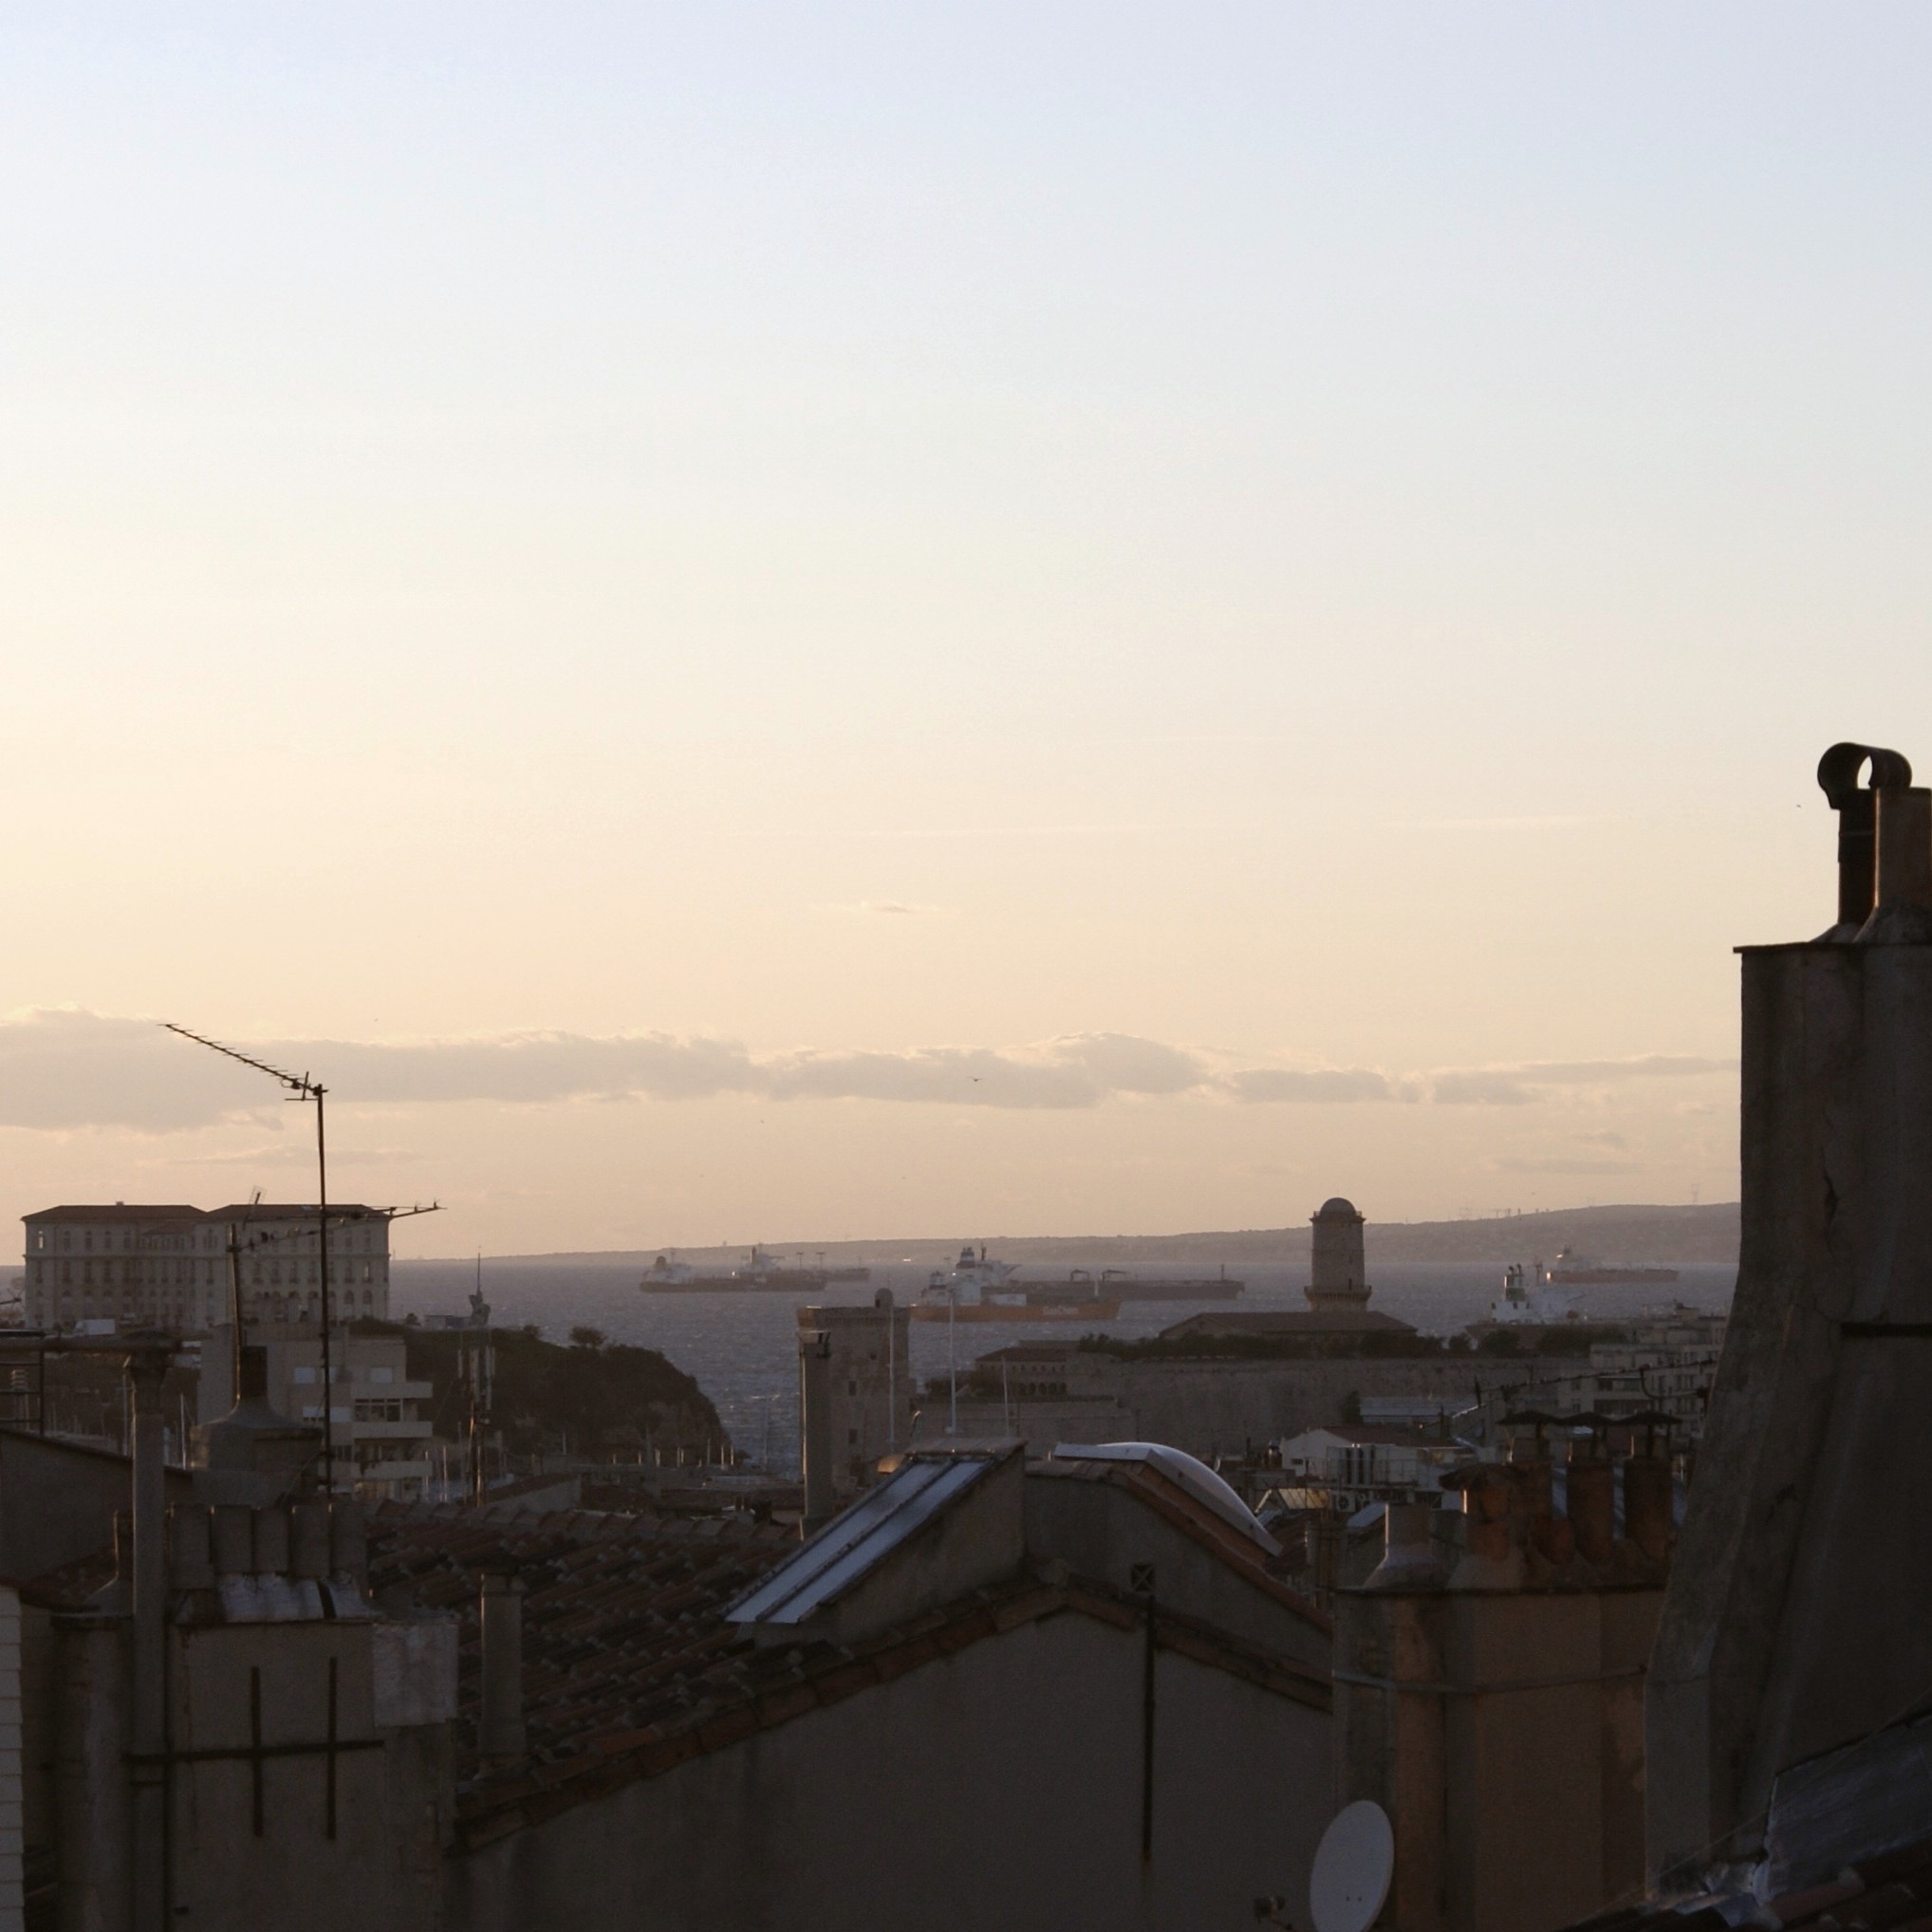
[392,1258,1737,1477]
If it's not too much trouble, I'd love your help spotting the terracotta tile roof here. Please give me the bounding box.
[365,1501,1331,1850]
[1564,1834,1932,1930]
[365,1504,794,1786]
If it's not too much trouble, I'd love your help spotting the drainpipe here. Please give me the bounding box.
[128,1350,169,1932]
[799,1324,834,1534]
[477,1570,527,1764]
[1817,742,1912,938]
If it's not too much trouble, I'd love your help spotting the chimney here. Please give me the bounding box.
[1647,740,1932,1884]
[1622,1452,1672,1565]
[1815,741,1903,936]
[1364,1501,1445,1589]
[1859,778,1932,943]
[798,1323,834,1533]
[477,1569,527,1764]
[1567,1443,1616,1565]
[128,1351,168,1932]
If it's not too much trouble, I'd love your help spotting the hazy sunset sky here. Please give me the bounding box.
[7,6,1931,1254]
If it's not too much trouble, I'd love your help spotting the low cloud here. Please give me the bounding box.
[1431,1071,1537,1106]
[0,1010,1206,1129]
[1226,1068,1401,1104]
[1494,1156,1642,1176]
[0,1009,1736,1135]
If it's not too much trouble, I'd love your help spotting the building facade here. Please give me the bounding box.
[22,1203,393,1334]
[198,1330,436,1503]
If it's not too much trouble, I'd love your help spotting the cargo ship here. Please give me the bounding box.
[1061,1266,1243,1302]
[637,1247,870,1294]
[1539,1249,1679,1288]
[911,1247,1120,1325]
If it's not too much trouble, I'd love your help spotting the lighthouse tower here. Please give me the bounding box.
[1306,1198,1373,1311]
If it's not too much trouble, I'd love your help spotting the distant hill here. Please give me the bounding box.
[418,1201,1739,1273]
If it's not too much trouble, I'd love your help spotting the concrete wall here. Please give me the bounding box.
[0,1587,21,1932]
[1335,1585,1662,1932]
[0,1432,194,1581]
[1647,942,1932,1879]
[52,1614,452,1932]
[810,1454,1027,1648]
[1022,1473,1329,1668]
[445,1610,1331,1932]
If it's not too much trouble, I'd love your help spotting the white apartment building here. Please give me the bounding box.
[198,1326,436,1501]
[21,1201,393,1334]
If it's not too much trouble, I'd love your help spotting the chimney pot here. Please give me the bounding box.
[328,1498,366,1585]
[211,1504,252,1575]
[478,1570,528,1763]
[168,1506,214,1590]
[291,1501,330,1579]
[1567,1451,1617,1564]
[1624,1452,1673,1564]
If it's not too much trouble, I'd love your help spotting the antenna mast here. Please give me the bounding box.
[163,1024,340,1496]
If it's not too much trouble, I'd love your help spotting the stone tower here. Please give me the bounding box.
[1307,1198,1372,1311]
[1646,742,1932,1883]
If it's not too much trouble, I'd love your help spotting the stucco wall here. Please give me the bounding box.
[0,1586,21,1932]
[446,1609,1331,1932]
[1021,1473,1328,1667]
[1335,1585,1663,1932]
[0,1432,195,1581]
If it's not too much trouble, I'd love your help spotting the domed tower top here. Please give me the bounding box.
[1307,1198,1372,1310]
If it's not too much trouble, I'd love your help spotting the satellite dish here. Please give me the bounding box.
[1309,1799,1394,1932]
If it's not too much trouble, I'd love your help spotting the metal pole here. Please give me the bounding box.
[948,1285,957,1436]
[316,1085,334,1498]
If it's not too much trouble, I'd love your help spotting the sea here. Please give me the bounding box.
[391,1258,1738,1477]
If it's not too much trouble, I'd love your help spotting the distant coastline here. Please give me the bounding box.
[400,1200,1740,1273]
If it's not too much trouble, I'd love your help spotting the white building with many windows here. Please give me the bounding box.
[21,1201,393,1334]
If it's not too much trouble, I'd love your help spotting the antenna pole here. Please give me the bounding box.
[315,1083,334,1498]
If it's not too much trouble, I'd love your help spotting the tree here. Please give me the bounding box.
[567,1325,607,1350]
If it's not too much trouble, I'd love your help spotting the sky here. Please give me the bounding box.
[5,5,1931,1254]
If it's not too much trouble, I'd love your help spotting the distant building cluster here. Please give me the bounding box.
[21,1201,392,1331]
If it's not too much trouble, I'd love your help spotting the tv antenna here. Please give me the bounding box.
[163,1023,441,1498]
[1307,1800,1393,1932]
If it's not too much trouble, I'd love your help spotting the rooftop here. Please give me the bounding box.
[362,1498,1329,1851]
[1160,1310,1418,1339]
[23,1202,385,1224]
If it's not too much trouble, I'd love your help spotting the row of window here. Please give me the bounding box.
[30,1257,385,1288]
[28,1223,387,1256]
[24,1288,387,1327]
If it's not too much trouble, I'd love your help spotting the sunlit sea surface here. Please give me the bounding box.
[391,1259,1737,1477]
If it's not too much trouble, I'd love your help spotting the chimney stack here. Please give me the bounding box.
[1566,1444,1616,1565]
[478,1569,527,1764]
[1622,1452,1672,1565]
[1647,740,1932,1885]
[798,1326,834,1533]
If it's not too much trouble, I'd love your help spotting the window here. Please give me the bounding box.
[369,1367,393,1384]
[292,1365,316,1384]
[847,1428,858,1444]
